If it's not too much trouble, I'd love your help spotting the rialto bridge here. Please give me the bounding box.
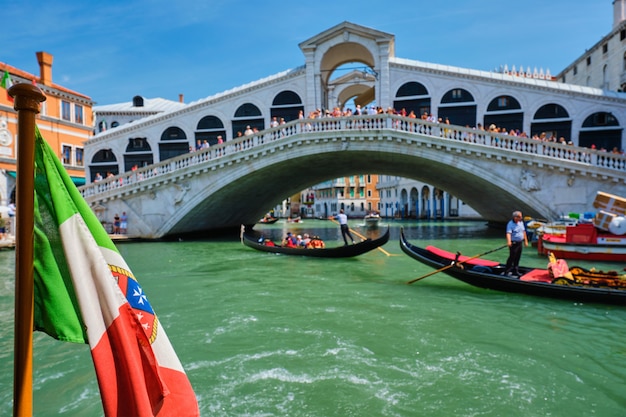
[80,115,626,239]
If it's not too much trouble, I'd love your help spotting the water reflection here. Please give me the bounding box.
[254,219,496,244]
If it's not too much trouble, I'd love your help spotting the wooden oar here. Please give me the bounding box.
[329,218,392,256]
[406,244,508,284]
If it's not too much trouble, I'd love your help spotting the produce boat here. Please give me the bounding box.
[242,226,390,258]
[526,217,578,237]
[536,191,626,261]
[399,228,626,305]
[538,223,626,262]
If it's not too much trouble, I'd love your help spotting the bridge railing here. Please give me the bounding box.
[392,116,626,168]
[79,114,626,199]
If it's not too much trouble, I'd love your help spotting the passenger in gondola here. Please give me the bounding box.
[301,233,312,247]
[283,232,298,248]
[264,238,276,247]
[307,236,325,249]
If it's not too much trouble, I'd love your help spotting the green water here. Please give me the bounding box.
[1,220,625,416]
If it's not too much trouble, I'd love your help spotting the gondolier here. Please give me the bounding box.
[504,210,528,276]
[336,209,355,245]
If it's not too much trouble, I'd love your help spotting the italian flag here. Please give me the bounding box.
[32,128,199,416]
[1,70,14,102]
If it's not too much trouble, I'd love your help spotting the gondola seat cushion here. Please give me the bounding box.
[425,246,500,267]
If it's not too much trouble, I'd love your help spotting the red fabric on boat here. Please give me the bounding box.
[542,233,566,243]
[548,259,570,278]
[425,246,500,267]
[519,269,552,282]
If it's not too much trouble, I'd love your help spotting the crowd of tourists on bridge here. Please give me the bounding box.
[300,105,624,154]
[178,103,624,155]
[83,104,624,196]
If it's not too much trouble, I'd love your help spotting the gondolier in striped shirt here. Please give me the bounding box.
[504,210,528,276]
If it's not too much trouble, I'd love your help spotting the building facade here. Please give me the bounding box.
[94,95,187,134]
[0,52,94,207]
[310,175,379,219]
[558,0,626,94]
[377,176,480,220]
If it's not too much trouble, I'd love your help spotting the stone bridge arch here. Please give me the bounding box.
[150,142,552,238]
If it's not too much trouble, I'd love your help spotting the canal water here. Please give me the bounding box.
[0,219,625,416]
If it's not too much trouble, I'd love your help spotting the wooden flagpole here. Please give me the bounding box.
[9,83,46,417]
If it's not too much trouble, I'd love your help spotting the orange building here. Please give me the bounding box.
[0,51,94,206]
[364,174,380,214]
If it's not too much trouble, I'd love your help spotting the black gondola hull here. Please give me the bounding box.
[242,227,390,258]
[257,217,279,224]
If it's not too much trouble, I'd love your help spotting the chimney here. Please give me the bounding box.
[179,93,184,103]
[614,0,626,28]
[36,51,53,86]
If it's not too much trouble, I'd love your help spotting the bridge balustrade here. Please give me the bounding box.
[80,114,626,199]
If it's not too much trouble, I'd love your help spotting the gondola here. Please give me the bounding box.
[364,213,380,229]
[242,226,390,258]
[257,216,279,224]
[399,228,626,305]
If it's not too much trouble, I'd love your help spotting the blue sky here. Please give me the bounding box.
[3,0,611,106]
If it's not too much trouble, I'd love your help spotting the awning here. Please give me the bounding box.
[71,177,86,186]
[6,170,85,186]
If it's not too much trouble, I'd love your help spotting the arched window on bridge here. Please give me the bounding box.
[89,149,118,182]
[124,138,153,172]
[438,88,476,127]
[579,112,622,151]
[531,104,571,142]
[196,115,226,146]
[484,95,523,133]
[271,90,304,123]
[393,82,430,117]
[331,65,376,111]
[160,126,189,161]
[232,103,264,138]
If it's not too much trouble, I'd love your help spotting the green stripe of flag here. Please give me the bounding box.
[33,127,117,343]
